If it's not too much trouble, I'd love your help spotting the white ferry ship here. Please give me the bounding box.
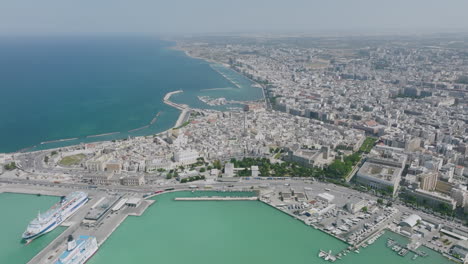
[22,191,88,240]
[55,235,98,264]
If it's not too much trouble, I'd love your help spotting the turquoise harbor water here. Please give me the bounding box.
[0,37,263,153]
[87,191,451,264]
[0,193,65,264]
[0,191,451,263]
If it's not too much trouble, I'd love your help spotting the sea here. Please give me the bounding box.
[0,36,263,153]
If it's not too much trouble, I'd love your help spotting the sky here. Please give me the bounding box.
[1,0,468,35]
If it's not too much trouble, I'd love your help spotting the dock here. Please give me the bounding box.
[174,196,258,201]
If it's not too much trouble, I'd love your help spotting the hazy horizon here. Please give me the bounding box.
[1,0,468,36]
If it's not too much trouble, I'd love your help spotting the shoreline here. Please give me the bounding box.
[6,44,264,155]
[9,91,189,155]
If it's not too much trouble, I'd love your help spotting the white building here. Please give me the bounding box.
[346,199,367,213]
[251,166,259,177]
[145,158,172,172]
[224,163,234,177]
[317,193,335,203]
[355,152,407,197]
[173,149,199,165]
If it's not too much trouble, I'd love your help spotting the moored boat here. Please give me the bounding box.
[22,191,88,241]
[55,235,98,264]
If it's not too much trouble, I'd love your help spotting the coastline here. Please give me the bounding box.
[6,45,259,154]
[11,91,189,156]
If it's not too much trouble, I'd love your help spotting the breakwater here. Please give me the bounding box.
[163,90,192,128]
[40,138,79,145]
[87,132,120,138]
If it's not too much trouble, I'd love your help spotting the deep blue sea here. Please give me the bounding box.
[0,36,263,153]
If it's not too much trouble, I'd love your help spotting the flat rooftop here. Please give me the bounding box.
[357,161,402,183]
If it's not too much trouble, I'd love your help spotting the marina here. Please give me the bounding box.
[209,64,242,89]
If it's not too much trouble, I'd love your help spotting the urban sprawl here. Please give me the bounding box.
[2,34,468,263]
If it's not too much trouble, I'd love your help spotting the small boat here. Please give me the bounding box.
[398,249,409,256]
[386,238,395,247]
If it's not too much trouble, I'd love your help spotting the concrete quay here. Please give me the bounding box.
[174,196,258,201]
[21,189,155,264]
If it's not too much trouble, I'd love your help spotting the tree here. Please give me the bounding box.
[361,206,368,213]
[377,198,383,205]
[166,173,173,179]
[384,186,394,196]
[213,160,222,170]
[199,168,206,173]
[44,156,49,163]
[4,162,16,171]
[51,151,58,156]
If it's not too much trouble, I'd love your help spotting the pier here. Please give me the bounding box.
[174,196,258,201]
[163,90,188,111]
[163,90,191,128]
[163,90,183,104]
[26,193,155,264]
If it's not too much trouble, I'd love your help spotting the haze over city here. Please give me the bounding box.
[1,0,468,35]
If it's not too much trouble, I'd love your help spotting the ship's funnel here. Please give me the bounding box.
[67,235,76,251]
